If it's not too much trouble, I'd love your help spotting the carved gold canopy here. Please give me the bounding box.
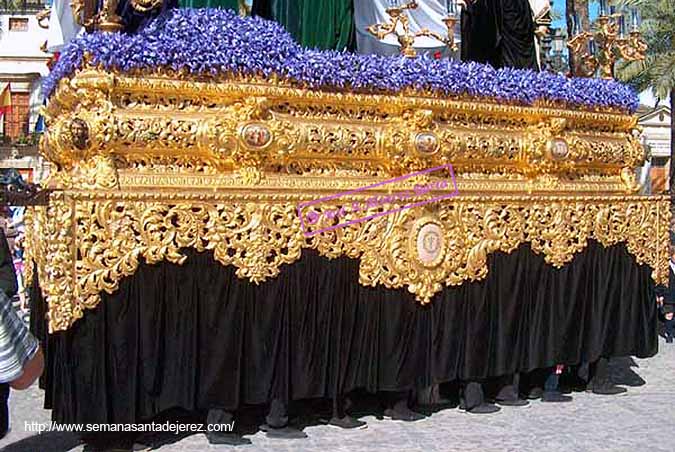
[28,68,669,332]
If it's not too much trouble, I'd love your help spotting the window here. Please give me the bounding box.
[2,92,30,140]
[8,18,29,32]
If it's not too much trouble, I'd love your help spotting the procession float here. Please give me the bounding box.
[9,0,667,432]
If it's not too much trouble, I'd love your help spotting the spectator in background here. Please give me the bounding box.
[655,247,675,306]
[12,235,25,310]
[0,223,44,439]
[658,299,675,344]
[655,246,675,343]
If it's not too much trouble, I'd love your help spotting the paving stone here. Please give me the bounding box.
[1,337,674,452]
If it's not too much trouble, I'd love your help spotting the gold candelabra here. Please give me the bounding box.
[567,5,647,79]
[367,1,459,58]
[70,0,125,33]
[98,0,125,32]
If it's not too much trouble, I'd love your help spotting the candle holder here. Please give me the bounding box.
[36,8,51,29]
[367,1,459,58]
[70,0,125,33]
[97,0,125,32]
[567,8,647,79]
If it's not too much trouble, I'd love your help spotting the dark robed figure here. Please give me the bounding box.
[461,0,539,70]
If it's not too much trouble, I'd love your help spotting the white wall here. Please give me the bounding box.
[0,14,50,76]
[1,12,50,135]
[0,14,50,57]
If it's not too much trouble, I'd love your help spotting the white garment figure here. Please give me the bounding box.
[46,0,82,53]
[529,0,551,70]
[354,0,461,58]
[529,0,551,23]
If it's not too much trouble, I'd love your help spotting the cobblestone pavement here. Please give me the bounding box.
[2,337,674,452]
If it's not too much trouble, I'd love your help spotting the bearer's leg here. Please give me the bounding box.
[461,381,500,414]
[383,390,425,421]
[262,398,307,439]
[588,358,627,395]
[329,393,366,428]
[494,373,528,407]
[206,408,251,446]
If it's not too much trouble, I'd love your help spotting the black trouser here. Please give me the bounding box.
[266,399,289,429]
[0,383,9,438]
[521,368,549,394]
[494,373,520,401]
[664,319,675,340]
[462,381,485,410]
[544,371,559,393]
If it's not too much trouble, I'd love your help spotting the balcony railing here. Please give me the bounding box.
[0,0,46,14]
[0,132,41,148]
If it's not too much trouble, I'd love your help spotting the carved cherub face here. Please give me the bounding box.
[69,118,89,150]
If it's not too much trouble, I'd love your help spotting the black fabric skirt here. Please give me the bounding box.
[31,240,657,424]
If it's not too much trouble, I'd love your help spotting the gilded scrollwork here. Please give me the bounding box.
[29,191,670,333]
[42,70,646,182]
[129,0,164,13]
[30,69,669,334]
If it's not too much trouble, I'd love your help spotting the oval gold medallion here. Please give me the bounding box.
[412,219,445,268]
[547,138,569,160]
[242,123,273,148]
[414,132,439,155]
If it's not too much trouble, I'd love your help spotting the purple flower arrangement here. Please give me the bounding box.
[43,8,639,113]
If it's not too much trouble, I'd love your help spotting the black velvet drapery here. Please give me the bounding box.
[461,0,538,70]
[32,240,657,425]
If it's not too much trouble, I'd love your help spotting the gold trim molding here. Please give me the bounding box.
[42,69,644,190]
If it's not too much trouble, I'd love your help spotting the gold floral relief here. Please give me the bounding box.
[29,192,669,333]
[29,69,669,333]
[42,70,646,183]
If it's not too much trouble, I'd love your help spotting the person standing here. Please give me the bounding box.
[460,0,549,70]
[0,226,43,439]
[658,302,675,344]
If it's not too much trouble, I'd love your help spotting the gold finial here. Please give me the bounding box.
[567,7,647,79]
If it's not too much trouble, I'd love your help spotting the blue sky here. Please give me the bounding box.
[552,1,602,31]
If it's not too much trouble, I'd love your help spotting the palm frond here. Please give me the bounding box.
[613,0,675,101]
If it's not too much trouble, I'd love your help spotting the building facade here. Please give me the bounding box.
[638,89,672,194]
[1,0,50,140]
[1,0,50,181]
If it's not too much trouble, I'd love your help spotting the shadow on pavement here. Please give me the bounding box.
[0,431,81,452]
[609,357,646,387]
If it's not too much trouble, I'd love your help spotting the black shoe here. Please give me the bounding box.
[464,403,501,414]
[206,431,252,446]
[559,383,586,394]
[259,424,308,439]
[591,385,627,395]
[496,398,529,407]
[526,387,543,400]
[383,407,425,421]
[328,416,367,429]
[666,336,673,344]
[542,391,573,402]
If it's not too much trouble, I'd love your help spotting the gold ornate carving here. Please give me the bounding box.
[42,71,645,184]
[30,69,668,334]
[28,191,669,333]
[129,0,164,13]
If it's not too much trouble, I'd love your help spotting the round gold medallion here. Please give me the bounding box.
[241,123,273,149]
[414,132,439,155]
[547,138,569,160]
